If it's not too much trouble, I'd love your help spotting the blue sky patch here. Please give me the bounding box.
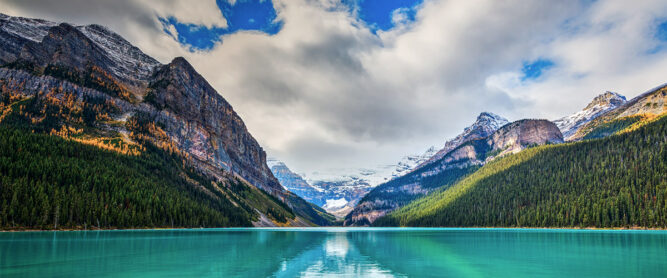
[160,0,282,51]
[655,20,667,42]
[343,0,423,32]
[521,59,555,81]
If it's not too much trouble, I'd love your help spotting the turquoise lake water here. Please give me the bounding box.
[1,228,666,277]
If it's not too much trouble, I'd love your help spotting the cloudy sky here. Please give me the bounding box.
[3,0,667,181]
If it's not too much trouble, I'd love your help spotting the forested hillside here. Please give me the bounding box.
[375,114,667,228]
[0,13,336,228]
[0,126,301,230]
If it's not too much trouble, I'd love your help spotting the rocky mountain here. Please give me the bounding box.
[268,160,323,201]
[374,84,666,228]
[268,150,456,218]
[570,84,667,140]
[268,146,449,218]
[418,112,509,168]
[487,119,563,157]
[345,115,562,226]
[376,111,667,228]
[553,91,627,141]
[0,13,334,227]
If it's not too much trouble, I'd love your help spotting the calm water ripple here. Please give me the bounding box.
[1,228,666,277]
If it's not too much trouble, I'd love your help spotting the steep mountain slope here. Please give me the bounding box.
[376,113,667,228]
[554,91,627,141]
[345,114,561,226]
[571,84,667,140]
[0,13,333,227]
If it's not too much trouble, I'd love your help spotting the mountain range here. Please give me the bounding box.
[376,86,666,227]
[0,13,665,230]
[345,113,562,225]
[270,88,664,226]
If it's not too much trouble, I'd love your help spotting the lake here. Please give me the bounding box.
[1,228,666,277]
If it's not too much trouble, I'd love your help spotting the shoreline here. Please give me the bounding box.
[3,226,667,232]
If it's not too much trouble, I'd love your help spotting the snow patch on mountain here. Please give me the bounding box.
[77,25,160,82]
[0,14,55,42]
[323,198,348,211]
[553,91,627,140]
[0,13,160,86]
[389,146,439,179]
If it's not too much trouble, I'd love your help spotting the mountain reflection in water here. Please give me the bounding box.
[1,228,667,278]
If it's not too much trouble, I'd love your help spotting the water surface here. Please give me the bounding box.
[1,228,666,277]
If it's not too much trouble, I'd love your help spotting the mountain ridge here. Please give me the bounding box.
[344,113,559,226]
[375,113,667,228]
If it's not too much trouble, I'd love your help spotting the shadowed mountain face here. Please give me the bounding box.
[0,13,333,226]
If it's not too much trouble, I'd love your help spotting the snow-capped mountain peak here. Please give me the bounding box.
[417,112,509,168]
[554,91,627,140]
[0,13,160,88]
[583,91,626,110]
[475,112,510,131]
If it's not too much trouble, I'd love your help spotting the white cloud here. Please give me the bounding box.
[151,0,228,29]
[2,0,667,182]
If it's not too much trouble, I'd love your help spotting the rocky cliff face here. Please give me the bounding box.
[554,91,627,141]
[145,57,284,196]
[487,119,563,157]
[345,116,563,226]
[0,13,332,226]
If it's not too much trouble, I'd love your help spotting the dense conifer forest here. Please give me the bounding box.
[0,126,298,230]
